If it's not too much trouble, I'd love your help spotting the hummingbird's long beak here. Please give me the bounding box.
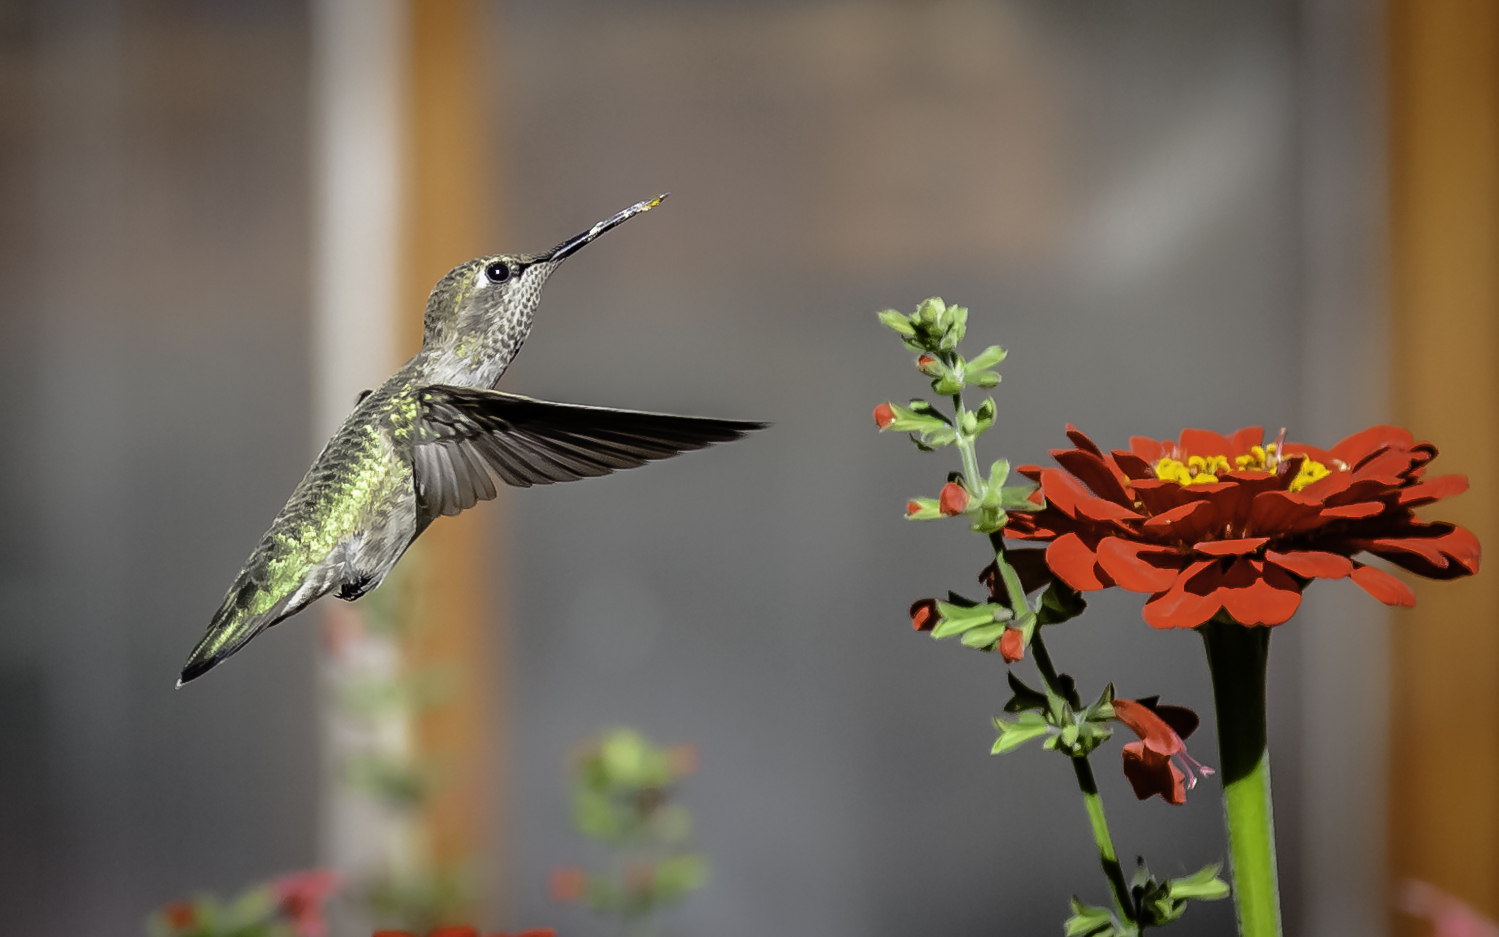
[544,193,668,262]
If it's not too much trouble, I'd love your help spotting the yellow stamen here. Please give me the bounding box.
[1155,441,1333,491]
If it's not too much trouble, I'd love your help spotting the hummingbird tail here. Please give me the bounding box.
[178,573,306,686]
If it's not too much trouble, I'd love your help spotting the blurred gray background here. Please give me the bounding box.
[0,1,1387,935]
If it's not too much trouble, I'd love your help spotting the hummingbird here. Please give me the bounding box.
[179,195,762,686]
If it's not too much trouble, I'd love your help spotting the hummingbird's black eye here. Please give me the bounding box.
[484,260,512,284]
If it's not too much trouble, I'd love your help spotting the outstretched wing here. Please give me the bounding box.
[413,384,765,525]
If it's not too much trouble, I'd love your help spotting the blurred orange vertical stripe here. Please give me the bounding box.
[400,0,507,915]
[1388,0,1499,928]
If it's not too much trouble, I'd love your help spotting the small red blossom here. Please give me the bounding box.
[916,354,940,375]
[161,901,197,931]
[1113,697,1213,804]
[998,628,1024,662]
[905,500,922,517]
[909,598,939,632]
[938,481,969,516]
[873,402,896,429]
[550,867,586,902]
[1006,424,1480,628]
[273,868,339,937]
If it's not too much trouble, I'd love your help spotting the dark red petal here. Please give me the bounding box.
[1133,479,1191,515]
[1217,557,1303,626]
[1122,742,1187,804]
[1149,704,1200,741]
[1358,524,1482,579]
[1248,490,1326,535]
[1349,564,1416,607]
[1040,467,1091,519]
[1064,423,1105,458]
[1076,495,1143,524]
[1054,448,1134,505]
[1142,560,1222,629]
[1265,550,1354,579]
[1143,499,1213,530]
[1096,538,1181,593]
[1193,537,1270,557]
[1179,428,1235,458]
[1398,473,1469,507]
[1111,449,1156,480]
[1330,425,1415,466]
[1047,532,1112,591]
[1017,464,1043,482]
[1322,502,1385,520]
[1230,426,1265,454]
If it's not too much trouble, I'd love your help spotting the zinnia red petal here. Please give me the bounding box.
[1349,565,1416,607]
[1398,473,1469,507]
[1064,423,1105,458]
[1111,449,1156,480]
[1096,538,1180,593]
[1040,467,1091,518]
[1179,428,1235,457]
[1047,532,1113,591]
[1216,557,1303,626]
[1054,448,1133,505]
[1142,560,1222,629]
[1193,537,1270,557]
[1329,424,1414,465]
[1264,550,1354,579]
[1358,524,1482,579]
[428,929,480,937]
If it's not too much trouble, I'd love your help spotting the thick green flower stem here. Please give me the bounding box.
[1200,618,1282,937]
[1031,632,1134,923]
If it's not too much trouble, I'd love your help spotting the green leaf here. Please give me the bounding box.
[967,343,1008,370]
[1004,671,1049,713]
[991,711,1050,754]
[967,369,1000,388]
[933,375,964,395]
[986,458,1010,492]
[959,622,1007,648]
[1064,897,1117,936]
[1037,580,1088,625]
[916,297,946,323]
[877,309,916,335]
[972,399,997,434]
[1168,864,1231,901]
[930,602,1008,639]
[998,484,1040,510]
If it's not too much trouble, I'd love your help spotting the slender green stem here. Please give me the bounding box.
[1200,617,1282,937]
[1031,629,1134,923]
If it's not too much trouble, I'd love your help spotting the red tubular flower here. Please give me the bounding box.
[161,901,196,931]
[873,402,896,428]
[273,869,339,937]
[1113,697,1213,805]
[998,628,1024,663]
[909,598,939,632]
[550,867,586,903]
[938,481,969,516]
[1005,424,1480,628]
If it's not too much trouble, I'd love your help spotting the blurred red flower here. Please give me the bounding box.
[273,868,339,937]
[873,402,896,429]
[1113,697,1213,805]
[161,901,197,931]
[1006,425,1479,628]
[375,929,554,937]
[549,867,586,903]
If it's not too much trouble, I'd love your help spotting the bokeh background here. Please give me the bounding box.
[0,1,1494,936]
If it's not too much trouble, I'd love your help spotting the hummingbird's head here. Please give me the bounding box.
[421,195,668,373]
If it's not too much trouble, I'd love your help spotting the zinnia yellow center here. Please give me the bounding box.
[1154,443,1331,492]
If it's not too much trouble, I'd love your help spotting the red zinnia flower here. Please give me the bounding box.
[272,868,339,937]
[1113,697,1213,805]
[873,402,896,429]
[1006,425,1480,628]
